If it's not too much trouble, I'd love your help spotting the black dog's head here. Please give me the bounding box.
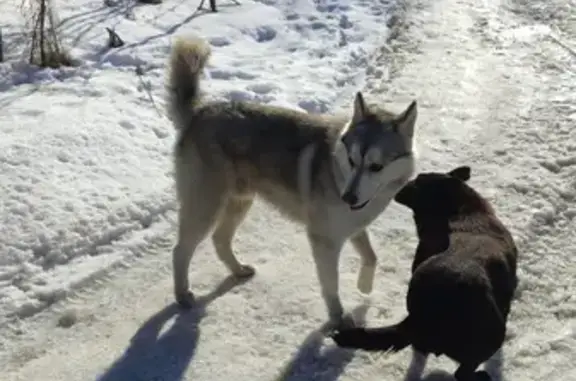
[394,166,473,217]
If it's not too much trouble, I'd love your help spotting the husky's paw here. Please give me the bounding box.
[175,290,195,309]
[327,314,356,331]
[342,314,357,328]
[357,265,375,294]
[233,264,256,278]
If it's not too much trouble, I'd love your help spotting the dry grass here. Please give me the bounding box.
[20,0,73,68]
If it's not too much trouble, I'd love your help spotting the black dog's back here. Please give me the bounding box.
[407,252,507,365]
[331,166,518,381]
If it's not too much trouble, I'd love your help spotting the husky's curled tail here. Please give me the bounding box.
[166,36,211,130]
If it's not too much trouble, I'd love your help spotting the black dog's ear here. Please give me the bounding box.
[448,166,471,182]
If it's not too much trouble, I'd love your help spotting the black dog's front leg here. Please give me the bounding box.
[455,364,491,381]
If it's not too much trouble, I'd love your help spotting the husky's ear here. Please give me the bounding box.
[448,166,471,182]
[395,100,418,137]
[352,92,367,124]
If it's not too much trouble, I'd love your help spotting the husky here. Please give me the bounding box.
[331,166,519,380]
[165,35,419,328]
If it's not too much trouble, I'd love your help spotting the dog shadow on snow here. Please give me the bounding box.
[274,303,370,381]
[402,346,506,381]
[95,274,251,381]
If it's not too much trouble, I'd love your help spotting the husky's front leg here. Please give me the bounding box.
[307,232,354,329]
[350,229,377,295]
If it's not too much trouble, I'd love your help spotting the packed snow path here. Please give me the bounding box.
[0,0,575,380]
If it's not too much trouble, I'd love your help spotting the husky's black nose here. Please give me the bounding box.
[342,191,358,206]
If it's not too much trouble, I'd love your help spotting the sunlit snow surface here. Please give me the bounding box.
[0,0,574,380]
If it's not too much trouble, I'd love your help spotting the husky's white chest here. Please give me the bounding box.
[320,180,406,239]
[348,187,400,229]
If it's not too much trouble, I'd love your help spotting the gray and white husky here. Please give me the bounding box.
[166,35,419,328]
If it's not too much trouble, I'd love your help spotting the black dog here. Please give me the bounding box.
[331,166,518,381]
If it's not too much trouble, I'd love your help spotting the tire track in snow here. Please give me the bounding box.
[0,228,178,373]
[0,199,177,326]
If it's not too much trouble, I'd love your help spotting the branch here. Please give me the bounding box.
[135,64,164,118]
[39,0,47,65]
[0,28,3,62]
[548,33,576,58]
[197,0,217,12]
[197,0,241,12]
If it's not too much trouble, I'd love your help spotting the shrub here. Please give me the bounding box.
[20,0,73,68]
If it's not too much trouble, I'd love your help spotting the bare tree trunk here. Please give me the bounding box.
[21,0,72,67]
[0,28,4,63]
[39,0,46,65]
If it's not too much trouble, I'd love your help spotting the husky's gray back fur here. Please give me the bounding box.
[177,101,344,200]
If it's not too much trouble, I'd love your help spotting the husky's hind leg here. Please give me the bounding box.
[172,180,226,308]
[211,195,256,278]
[350,230,377,295]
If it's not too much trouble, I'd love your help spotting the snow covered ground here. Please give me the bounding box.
[0,0,396,321]
[0,0,574,379]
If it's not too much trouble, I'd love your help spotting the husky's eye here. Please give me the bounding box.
[368,163,383,172]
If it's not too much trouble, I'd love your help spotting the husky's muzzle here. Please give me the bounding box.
[341,169,370,210]
[351,201,370,210]
[342,193,370,210]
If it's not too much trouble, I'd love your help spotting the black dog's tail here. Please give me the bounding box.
[331,316,411,352]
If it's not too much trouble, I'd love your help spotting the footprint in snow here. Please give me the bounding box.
[209,68,258,81]
[244,25,277,43]
[209,36,232,47]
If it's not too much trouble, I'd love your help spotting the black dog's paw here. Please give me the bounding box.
[330,328,364,348]
[474,371,492,381]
